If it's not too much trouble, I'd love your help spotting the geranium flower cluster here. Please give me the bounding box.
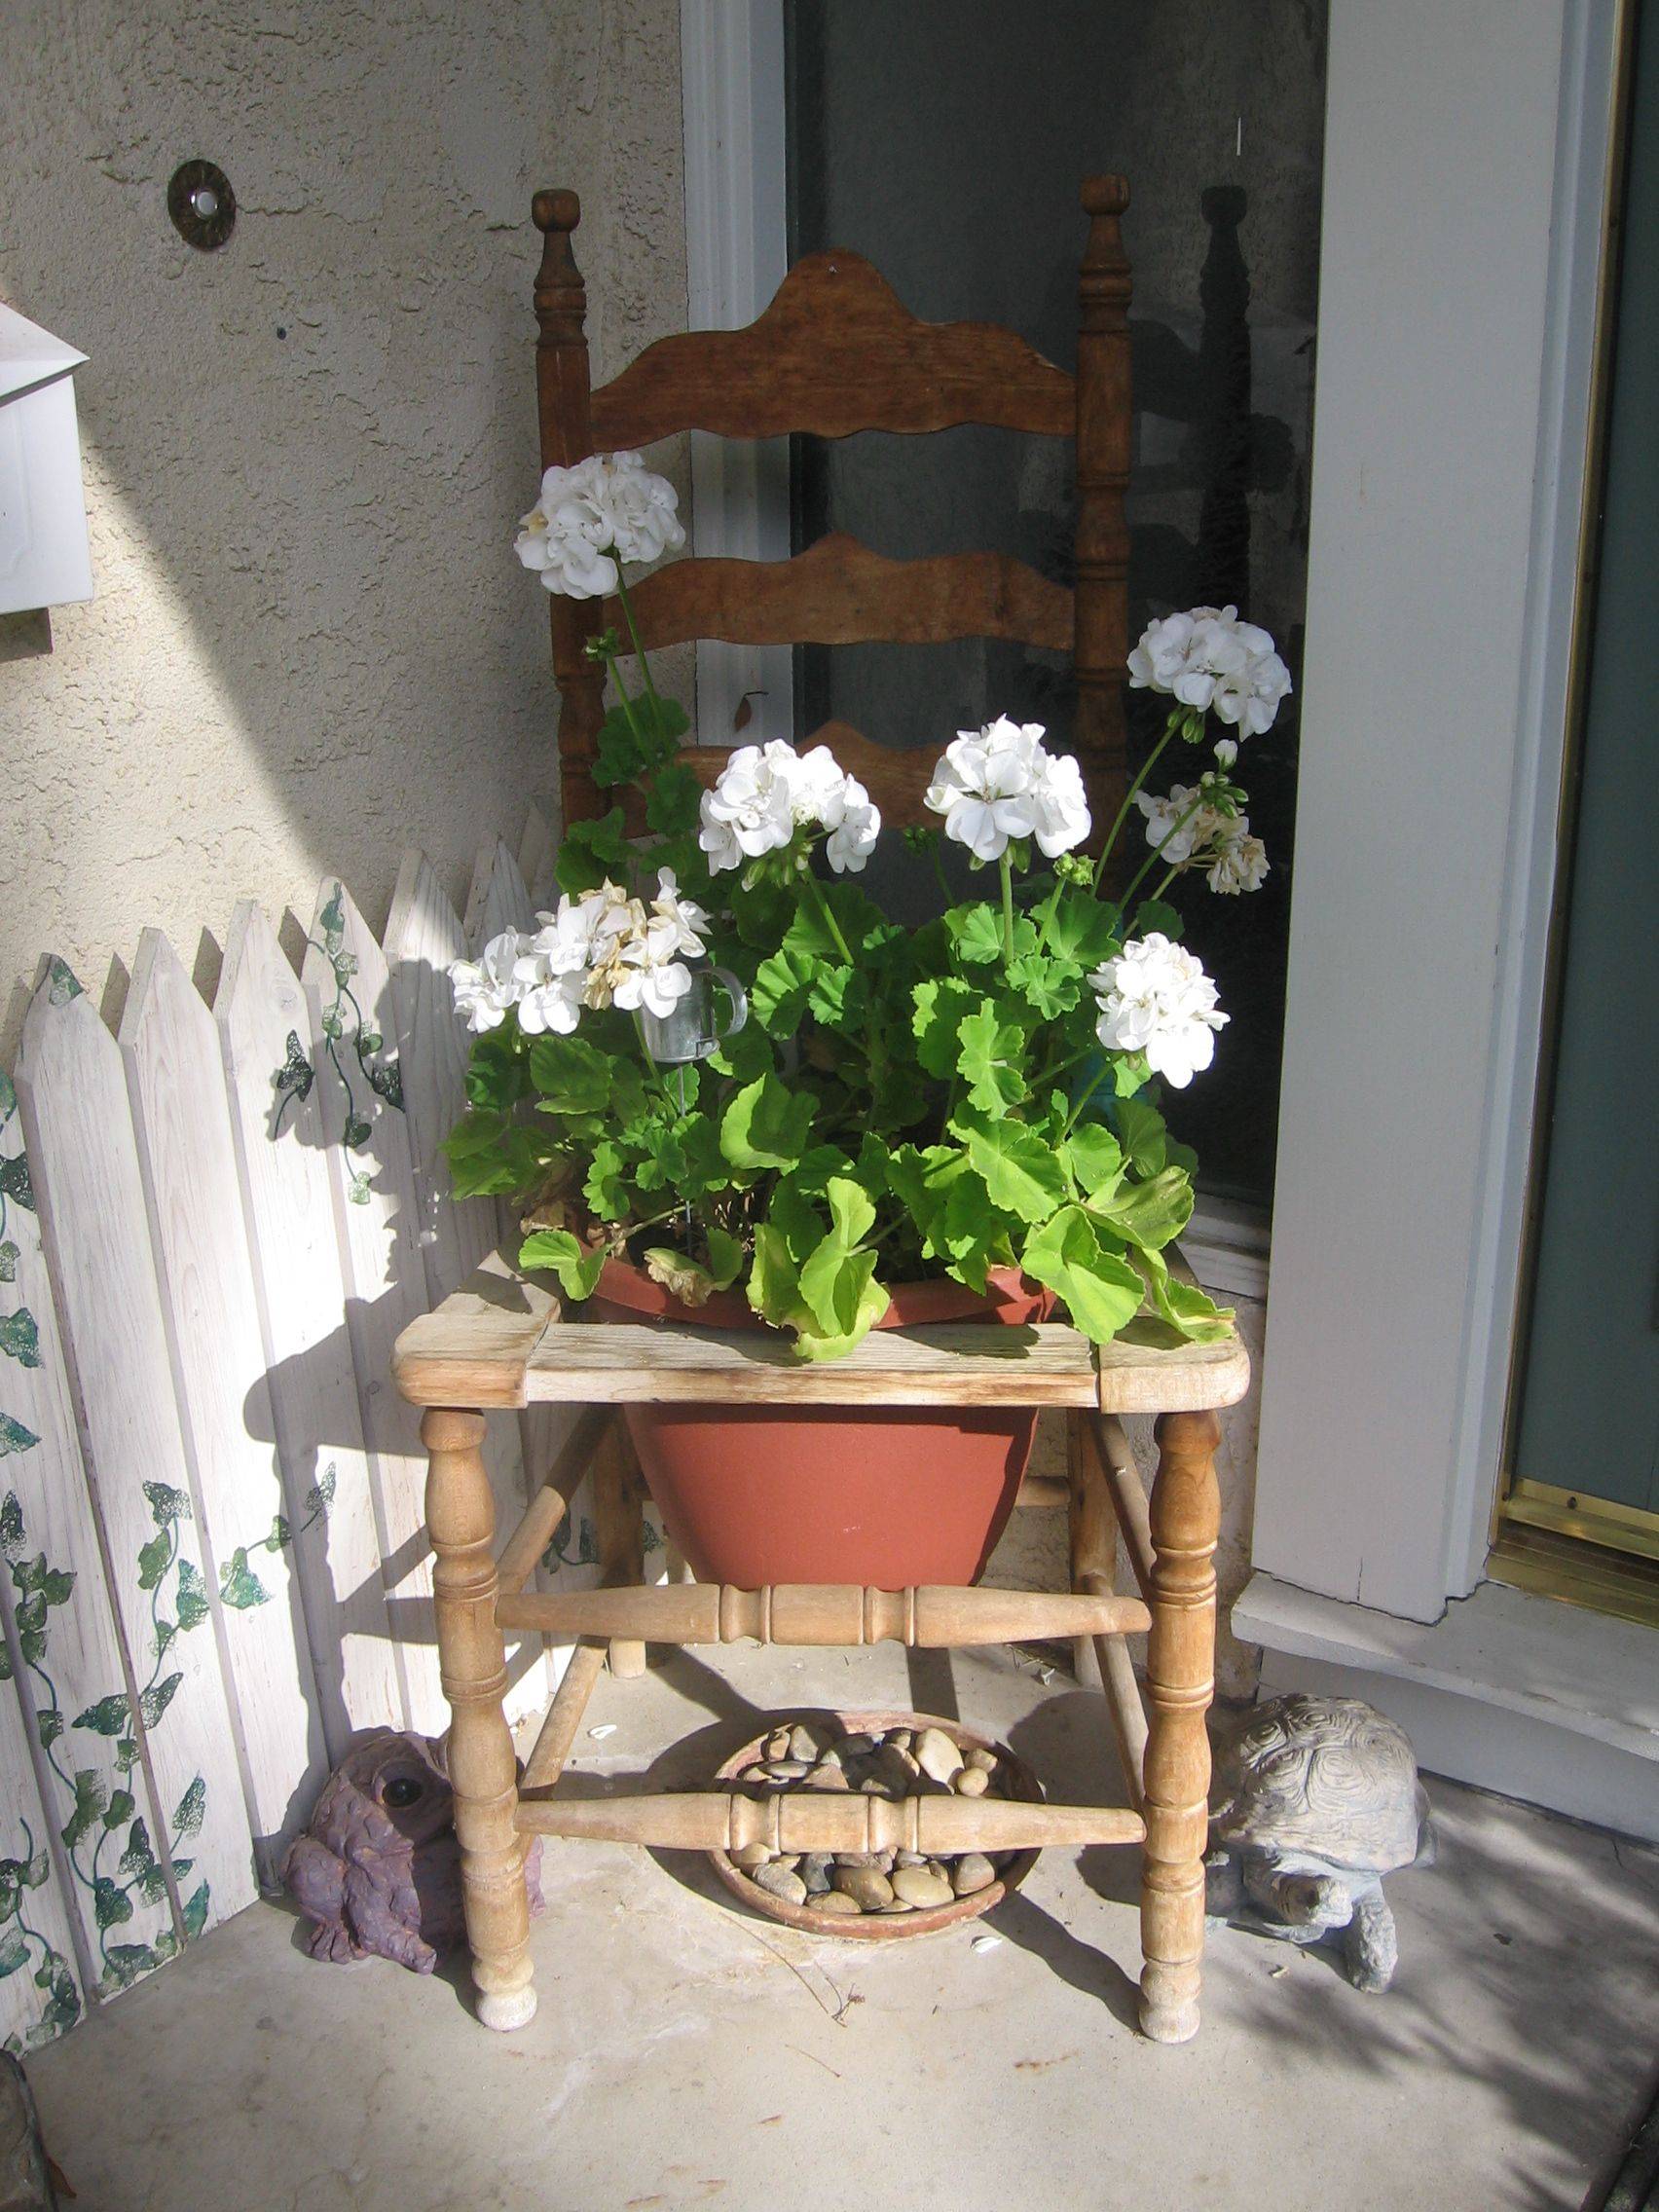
[449,868,710,1035]
[1126,604,1291,742]
[1135,779,1269,896]
[514,451,685,601]
[698,739,881,876]
[1089,933,1230,1089]
[922,717,1092,863]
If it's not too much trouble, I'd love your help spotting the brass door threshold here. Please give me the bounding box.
[1488,1518,1659,1631]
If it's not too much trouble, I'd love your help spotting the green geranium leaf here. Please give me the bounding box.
[958,1001,1029,1115]
[644,756,702,836]
[1020,1207,1145,1344]
[460,1028,531,1115]
[783,881,887,966]
[1130,897,1184,942]
[944,903,1035,966]
[1113,1094,1169,1177]
[1111,1051,1152,1099]
[953,1108,1069,1226]
[1063,1124,1126,1207]
[582,1140,631,1221]
[751,948,816,1039]
[1092,1164,1194,1251]
[910,978,979,1079]
[1044,888,1122,969]
[705,1226,744,1289]
[519,1229,607,1304]
[1006,949,1082,1021]
[527,1035,615,1118]
[719,1075,815,1173]
[796,1177,878,1335]
[1130,1244,1235,1343]
[556,807,631,895]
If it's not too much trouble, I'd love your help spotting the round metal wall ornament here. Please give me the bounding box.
[167,161,236,251]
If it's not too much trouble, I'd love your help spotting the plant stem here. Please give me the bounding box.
[1091,712,1182,892]
[801,872,853,963]
[611,564,665,719]
[1118,795,1204,915]
[999,854,1015,962]
[1063,1063,1112,1135]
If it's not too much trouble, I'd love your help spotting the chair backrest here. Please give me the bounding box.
[531,177,1131,836]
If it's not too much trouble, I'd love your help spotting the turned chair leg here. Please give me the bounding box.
[424,1406,536,2032]
[1139,1407,1222,2045]
[593,1418,647,1677]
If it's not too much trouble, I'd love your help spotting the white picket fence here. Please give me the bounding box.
[0,813,617,2056]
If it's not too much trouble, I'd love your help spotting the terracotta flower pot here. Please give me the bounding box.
[588,1258,1049,1588]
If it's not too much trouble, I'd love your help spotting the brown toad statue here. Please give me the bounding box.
[282,1730,542,1972]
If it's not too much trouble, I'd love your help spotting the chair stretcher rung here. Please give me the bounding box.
[494,1580,1150,1645]
[515,1788,1144,1854]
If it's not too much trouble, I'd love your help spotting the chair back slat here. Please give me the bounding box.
[532,178,1132,834]
[616,535,1073,655]
[589,253,1074,449]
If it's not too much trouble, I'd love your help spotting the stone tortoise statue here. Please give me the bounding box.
[1204,1694,1432,1991]
[282,1730,542,1972]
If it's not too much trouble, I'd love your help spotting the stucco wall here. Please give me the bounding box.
[0,0,689,1040]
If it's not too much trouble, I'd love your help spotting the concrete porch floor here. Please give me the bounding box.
[25,1639,1659,2212]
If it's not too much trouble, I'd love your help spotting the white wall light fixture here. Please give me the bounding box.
[0,303,93,617]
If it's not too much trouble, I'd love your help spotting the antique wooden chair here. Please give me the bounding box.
[388,177,1246,2051]
[529,176,1133,830]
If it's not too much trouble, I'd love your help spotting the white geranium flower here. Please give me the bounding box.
[514,452,684,601]
[698,741,801,870]
[1205,820,1269,896]
[1126,605,1291,740]
[611,914,698,1018]
[1027,747,1091,858]
[1135,782,1224,866]
[449,931,528,1034]
[698,739,881,875]
[924,717,1041,861]
[647,866,711,954]
[819,772,881,873]
[925,717,1089,863]
[1214,737,1238,769]
[511,955,587,1035]
[1089,933,1228,1089]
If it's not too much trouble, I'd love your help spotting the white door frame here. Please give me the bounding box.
[679,0,793,749]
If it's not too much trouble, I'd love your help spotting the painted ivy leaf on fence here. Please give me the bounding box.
[0,1313,35,1368]
[216,1459,335,1611]
[0,1817,79,2053]
[299,885,406,1197]
[271,1032,315,1136]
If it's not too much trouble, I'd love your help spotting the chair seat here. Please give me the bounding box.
[391,1252,1251,1415]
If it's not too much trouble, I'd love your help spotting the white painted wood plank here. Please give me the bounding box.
[461,843,604,1693]
[0,1049,178,1997]
[0,1630,84,2054]
[216,904,406,1754]
[120,931,327,1882]
[13,970,257,1945]
[384,854,548,1728]
[517,804,559,911]
[299,878,446,1736]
